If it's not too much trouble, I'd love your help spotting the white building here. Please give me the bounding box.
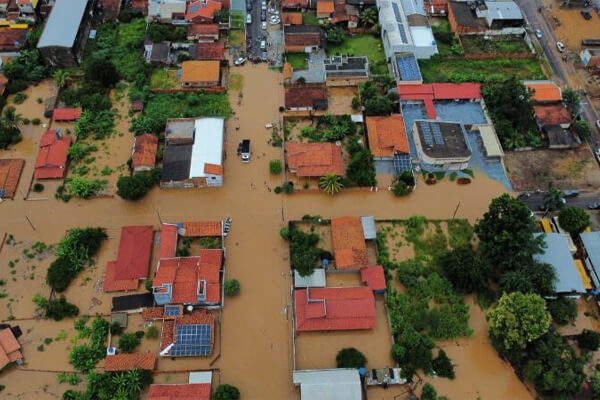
[293,369,362,400]
[148,0,186,23]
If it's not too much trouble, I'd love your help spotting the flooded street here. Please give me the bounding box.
[0,64,514,399]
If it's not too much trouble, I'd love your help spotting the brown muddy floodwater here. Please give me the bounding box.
[0,65,512,399]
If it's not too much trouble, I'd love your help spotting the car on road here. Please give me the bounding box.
[234,57,247,66]
[588,202,600,210]
[246,1,252,10]
[563,190,580,198]
[535,29,542,39]
[246,13,252,23]
[556,41,566,52]
[261,10,266,20]
[260,40,266,50]
[261,21,267,29]
[261,0,266,10]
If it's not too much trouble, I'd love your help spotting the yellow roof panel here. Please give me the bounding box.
[575,259,592,290]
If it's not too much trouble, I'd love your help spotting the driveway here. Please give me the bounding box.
[292,51,326,83]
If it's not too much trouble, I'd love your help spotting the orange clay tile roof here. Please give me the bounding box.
[132,134,158,169]
[160,311,215,352]
[317,0,335,14]
[525,82,562,103]
[286,142,344,177]
[195,42,225,60]
[143,307,165,320]
[158,224,179,260]
[148,384,212,400]
[114,225,154,280]
[282,12,302,24]
[366,115,409,157]
[53,107,82,122]
[103,261,140,292]
[203,163,223,176]
[283,62,293,81]
[34,131,72,180]
[179,60,220,84]
[331,217,368,270]
[533,104,572,126]
[0,328,22,369]
[182,221,222,237]
[105,353,157,371]
[0,158,24,199]
[188,23,219,36]
[161,319,175,351]
[360,266,386,291]
[186,0,222,21]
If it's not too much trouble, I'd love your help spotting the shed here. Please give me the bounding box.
[292,369,362,400]
[111,293,154,313]
[360,216,377,239]
[294,269,326,288]
[533,233,586,296]
[189,371,213,384]
[475,124,504,158]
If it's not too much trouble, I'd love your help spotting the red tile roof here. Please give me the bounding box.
[432,83,481,99]
[361,266,386,291]
[317,0,335,14]
[0,158,24,199]
[0,29,26,51]
[294,287,375,331]
[103,261,140,292]
[153,251,222,304]
[286,142,344,177]
[188,23,219,36]
[525,82,562,103]
[366,115,409,157]
[160,311,216,353]
[285,32,321,47]
[159,224,179,260]
[132,134,158,169]
[283,0,308,8]
[105,353,157,371]
[331,217,368,270]
[114,225,154,280]
[533,104,572,126]
[284,85,328,109]
[142,306,165,320]
[0,328,22,369]
[130,0,148,11]
[148,384,212,400]
[34,130,71,180]
[186,0,222,21]
[53,107,82,122]
[182,221,222,237]
[203,163,223,176]
[195,42,225,60]
[282,12,302,25]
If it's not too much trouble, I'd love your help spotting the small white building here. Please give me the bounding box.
[148,0,186,23]
[293,369,362,400]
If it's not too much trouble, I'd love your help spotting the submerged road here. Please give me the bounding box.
[521,191,600,210]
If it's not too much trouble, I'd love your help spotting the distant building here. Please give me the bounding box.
[161,118,225,189]
[148,0,186,23]
[286,142,344,179]
[132,134,158,173]
[323,55,369,86]
[0,158,24,199]
[284,25,326,53]
[412,120,471,170]
[179,60,221,87]
[293,369,362,400]
[37,0,93,67]
[34,130,72,180]
[284,84,328,111]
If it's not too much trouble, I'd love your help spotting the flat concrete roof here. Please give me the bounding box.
[414,120,471,160]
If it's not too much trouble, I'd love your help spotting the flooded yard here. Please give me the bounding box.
[0,64,514,400]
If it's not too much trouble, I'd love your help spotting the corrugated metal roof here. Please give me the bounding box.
[360,216,377,239]
[292,369,362,400]
[533,233,586,294]
[38,0,89,48]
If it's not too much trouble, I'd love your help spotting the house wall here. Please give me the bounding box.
[205,173,223,187]
[181,79,220,88]
[284,44,319,53]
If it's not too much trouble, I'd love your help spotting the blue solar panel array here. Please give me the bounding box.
[164,305,180,316]
[396,55,422,82]
[393,153,412,173]
[391,3,409,43]
[431,123,444,145]
[170,324,212,357]
[420,122,434,146]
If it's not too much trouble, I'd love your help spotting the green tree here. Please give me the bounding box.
[336,347,367,368]
[85,56,120,88]
[593,368,600,400]
[546,297,577,325]
[346,140,376,187]
[364,96,393,116]
[44,295,79,321]
[269,159,283,174]
[558,206,590,234]
[439,245,489,294]
[118,332,142,353]
[432,349,455,379]
[392,180,410,196]
[318,173,343,195]
[53,69,71,89]
[117,175,150,200]
[359,6,378,27]
[325,26,346,45]
[224,279,241,296]
[577,329,600,351]
[488,292,551,353]
[543,188,565,211]
[2,106,22,130]
[290,229,320,277]
[213,384,240,400]
[475,194,544,271]
[562,87,581,117]
[573,120,592,139]
[499,261,555,297]
[421,383,437,400]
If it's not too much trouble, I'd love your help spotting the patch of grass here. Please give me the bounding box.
[228,73,244,91]
[419,57,545,83]
[302,13,320,25]
[446,219,473,248]
[229,30,245,48]
[566,159,588,179]
[327,35,386,75]
[285,53,308,70]
[460,35,530,55]
[230,10,245,30]
[150,69,179,90]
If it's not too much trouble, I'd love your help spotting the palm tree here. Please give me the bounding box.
[318,173,343,195]
[359,7,378,27]
[53,69,71,89]
[2,106,22,130]
[543,188,565,211]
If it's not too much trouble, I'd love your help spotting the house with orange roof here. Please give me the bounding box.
[286,142,344,180]
[179,60,221,88]
[524,80,562,104]
[131,134,158,173]
[185,0,222,23]
[331,217,368,270]
[365,115,409,160]
[148,383,212,400]
[181,221,223,237]
[157,311,216,357]
[105,353,157,371]
[282,12,302,25]
[0,327,23,369]
[360,266,386,294]
[0,158,24,200]
[187,23,219,42]
[34,129,72,180]
[53,107,82,122]
[316,0,334,18]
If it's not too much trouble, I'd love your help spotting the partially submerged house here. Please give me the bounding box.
[286,142,344,180]
[284,25,326,53]
[160,117,225,189]
[292,369,362,400]
[105,353,157,371]
[148,383,212,400]
[131,134,158,173]
[0,327,23,370]
[365,115,410,161]
[179,60,221,88]
[294,287,376,331]
[331,216,369,270]
[284,84,328,111]
[157,311,216,357]
[52,107,82,122]
[360,266,387,294]
[411,120,472,171]
[34,130,71,180]
[533,233,586,297]
[0,158,24,199]
[37,0,93,67]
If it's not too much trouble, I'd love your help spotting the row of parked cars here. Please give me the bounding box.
[246,1,280,25]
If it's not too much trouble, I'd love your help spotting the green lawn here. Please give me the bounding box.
[419,57,545,83]
[302,13,320,26]
[327,35,387,75]
[149,69,179,89]
[230,11,245,30]
[286,53,308,70]
[460,35,531,55]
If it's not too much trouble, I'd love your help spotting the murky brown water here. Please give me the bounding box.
[0,65,512,399]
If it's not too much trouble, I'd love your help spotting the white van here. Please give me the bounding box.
[246,13,252,24]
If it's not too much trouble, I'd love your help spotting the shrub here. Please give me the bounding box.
[32,183,44,192]
[109,322,123,335]
[213,384,240,400]
[32,118,41,125]
[12,92,27,105]
[558,207,590,234]
[336,347,366,368]
[224,279,241,296]
[392,180,410,196]
[432,349,455,379]
[118,332,142,353]
[547,297,577,325]
[274,186,282,194]
[280,227,290,240]
[421,383,437,400]
[146,325,159,339]
[22,118,30,125]
[577,329,600,351]
[44,295,79,321]
[351,96,360,110]
[269,159,283,174]
[116,169,160,200]
[66,177,105,198]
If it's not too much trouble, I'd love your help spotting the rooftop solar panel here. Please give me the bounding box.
[392,3,409,43]
[432,123,444,145]
[171,324,212,357]
[420,122,433,146]
[396,54,422,81]
[190,4,200,12]
[164,305,181,316]
[393,153,412,173]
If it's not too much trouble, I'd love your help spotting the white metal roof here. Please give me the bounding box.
[189,118,224,178]
[379,0,413,47]
[293,369,362,400]
[38,0,88,48]
[188,371,213,384]
[475,124,504,158]
[409,26,436,47]
[361,216,377,240]
[294,269,326,288]
[485,0,523,21]
[533,233,586,294]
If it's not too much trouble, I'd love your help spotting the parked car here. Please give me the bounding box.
[563,189,580,198]
[240,139,251,162]
[596,120,600,130]
[246,13,252,23]
[261,21,267,30]
[261,1,267,10]
[535,29,542,39]
[261,51,268,61]
[261,10,266,20]
[246,1,252,10]
[260,40,266,50]
[588,202,600,210]
[269,16,280,25]
[234,57,247,66]
[556,41,566,52]
[595,148,600,163]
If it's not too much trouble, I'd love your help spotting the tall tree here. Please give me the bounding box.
[558,207,590,234]
[488,292,551,353]
[573,120,592,139]
[562,87,581,117]
[439,245,489,294]
[359,7,378,27]
[474,194,544,271]
[53,69,71,89]
[543,188,565,211]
